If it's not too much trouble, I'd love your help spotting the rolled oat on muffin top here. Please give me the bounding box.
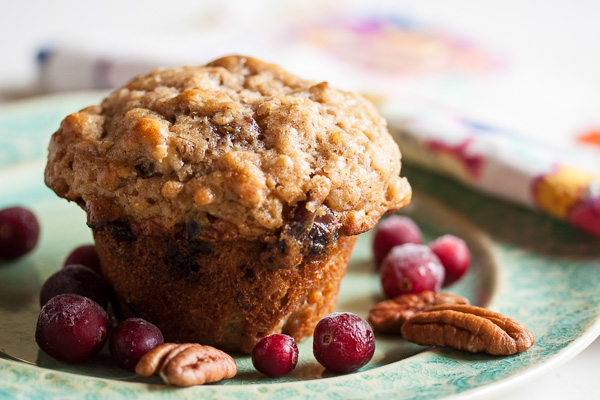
[45,55,411,242]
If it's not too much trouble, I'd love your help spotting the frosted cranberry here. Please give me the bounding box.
[380,244,445,298]
[429,235,471,286]
[372,215,422,267]
[313,312,375,374]
[64,244,101,274]
[35,294,109,363]
[252,334,298,377]
[0,206,40,261]
[39,264,110,308]
[109,318,164,371]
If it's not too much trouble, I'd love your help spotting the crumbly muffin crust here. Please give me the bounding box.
[45,55,411,240]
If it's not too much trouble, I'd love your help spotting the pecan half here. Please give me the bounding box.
[135,343,237,386]
[368,291,469,334]
[401,304,535,355]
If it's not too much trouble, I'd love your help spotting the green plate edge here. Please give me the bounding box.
[0,92,599,400]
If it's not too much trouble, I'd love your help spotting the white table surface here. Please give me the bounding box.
[1,1,599,399]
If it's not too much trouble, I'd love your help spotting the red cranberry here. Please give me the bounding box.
[372,215,422,267]
[39,264,111,309]
[313,312,375,374]
[0,206,40,261]
[251,334,298,377]
[64,244,102,274]
[429,235,471,286]
[380,243,445,298]
[109,318,164,371]
[35,294,109,363]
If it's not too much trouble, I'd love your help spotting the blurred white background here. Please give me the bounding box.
[2,0,600,150]
[1,1,599,399]
[2,0,600,106]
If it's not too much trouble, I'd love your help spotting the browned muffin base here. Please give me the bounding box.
[95,230,357,354]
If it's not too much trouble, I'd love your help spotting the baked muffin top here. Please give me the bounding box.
[45,55,411,240]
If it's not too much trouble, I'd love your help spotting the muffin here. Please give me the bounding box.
[44,55,411,353]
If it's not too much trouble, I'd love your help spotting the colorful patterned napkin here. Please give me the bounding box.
[377,95,600,238]
[34,5,600,238]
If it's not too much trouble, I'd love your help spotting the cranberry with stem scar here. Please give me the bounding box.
[313,312,375,374]
[252,334,298,377]
[35,294,109,363]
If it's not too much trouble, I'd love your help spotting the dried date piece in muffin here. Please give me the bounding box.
[45,55,412,353]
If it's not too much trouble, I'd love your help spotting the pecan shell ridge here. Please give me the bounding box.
[401,304,535,355]
[367,291,469,334]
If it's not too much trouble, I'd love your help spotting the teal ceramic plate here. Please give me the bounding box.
[1,93,599,399]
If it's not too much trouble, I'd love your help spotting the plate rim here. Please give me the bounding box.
[1,91,600,399]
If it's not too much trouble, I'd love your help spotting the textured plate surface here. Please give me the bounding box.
[0,93,599,399]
